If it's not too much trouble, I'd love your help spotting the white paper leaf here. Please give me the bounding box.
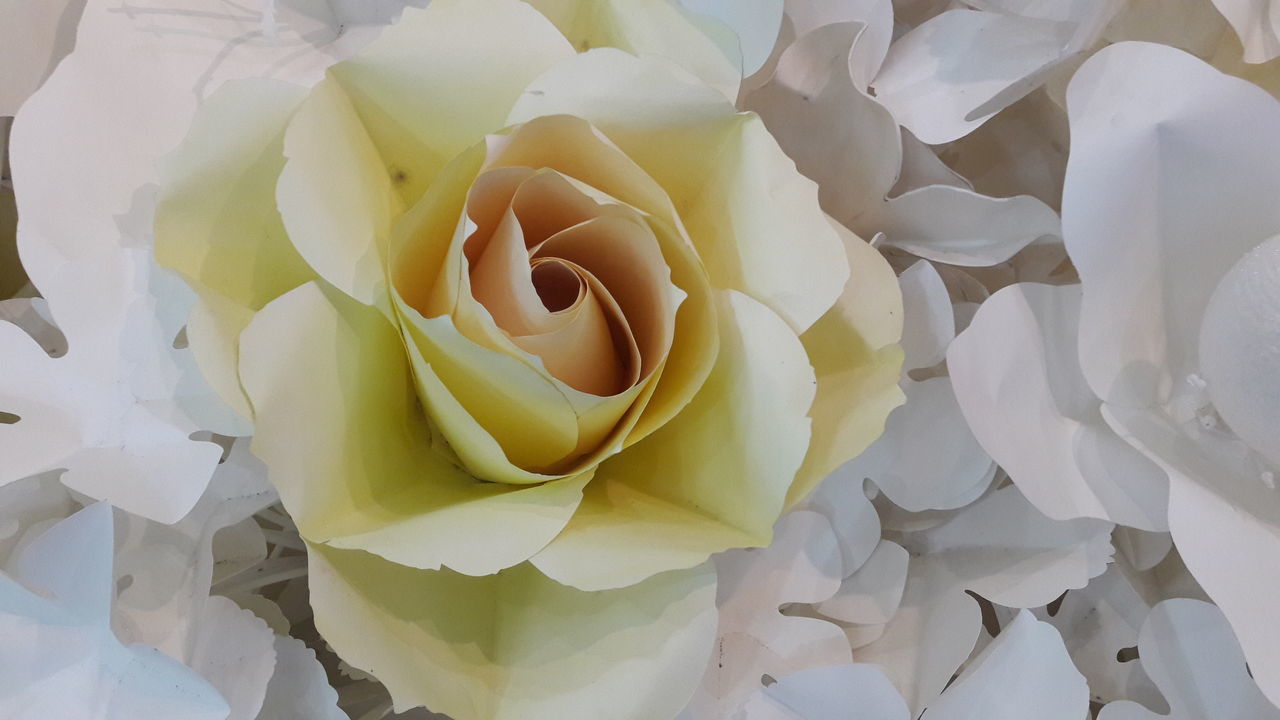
[817,540,908,625]
[1098,599,1280,720]
[948,282,1169,530]
[922,610,1087,720]
[804,472,882,578]
[0,504,230,720]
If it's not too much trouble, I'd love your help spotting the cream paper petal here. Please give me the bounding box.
[677,0,785,77]
[680,511,849,719]
[948,283,1169,530]
[254,636,346,720]
[155,78,314,314]
[737,664,909,720]
[741,21,903,230]
[865,185,1062,267]
[239,282,588,576]
[787,225,904,507]
[0,504,230,720]
[328,0,574,205]
[308,547,718,720]
[1208,0,1280,64]
[276,76,404,307]
[1198,236,1280,468]
[509,49,848,333]
[523,0,740,100]
[531,290,816,590]
[1063,41,1280,410]
[1098,599,1280,720]
[922,611,1088,720]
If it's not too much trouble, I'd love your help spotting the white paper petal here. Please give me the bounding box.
[1198,235,1280,468]
[922,610,1088,720]
[898,260,955,371]
[682,511,848,718]
[867,185,1061,267]
[872,9,1076,143]
[948,283,1169,530]
[785,0,894,87]
[1063,41,1280,410]
[1208,0,1280,63]
[1036,564,1164,710]
[679,0,784,77]
[910,485,1115,609]
[0,504,230,720]
[1098,599,1280,720]
[255,635,345,720]
[742,21,902,228]
[853,557,981,715]
[855,377,995,513]
[818,540,909,625]
[804,473,882,577]
[188,596,276,720]
[0,0,83,115]
[737,663,910,720]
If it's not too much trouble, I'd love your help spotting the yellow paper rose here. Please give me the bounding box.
[154,1,903,717]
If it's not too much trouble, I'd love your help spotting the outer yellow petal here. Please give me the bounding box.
[276,76,404,307]
[239,282,587,576]
[309,547,718,720]
[787,226,905,507]
[185,293,255,423]
[328,0,574,205]
[523,0,740,100]
[154,77,314,312]
[509,49,848,333]
[532,290,816,590]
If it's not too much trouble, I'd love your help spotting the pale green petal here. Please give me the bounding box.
[328,0,574,205]
[533,290,815,590]
[154,77,314,312]
[509,49,848,333]
[523,0,741,100]
[239,282,586,576]
[787,223,905,507]
[277,77,404,307]
[309,548,718,720]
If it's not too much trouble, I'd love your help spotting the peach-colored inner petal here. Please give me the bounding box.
[453,164,677,398]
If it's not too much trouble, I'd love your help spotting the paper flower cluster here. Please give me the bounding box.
[1,1,1278,719]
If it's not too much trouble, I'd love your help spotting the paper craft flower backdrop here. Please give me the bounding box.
[1,1,1278,719]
